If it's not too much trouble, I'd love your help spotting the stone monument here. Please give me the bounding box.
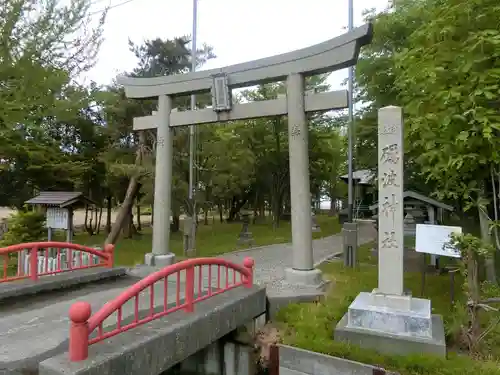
[311,211,321,232]
[237,212,254,247]
[182,217,196,257]
[334,106,446,356]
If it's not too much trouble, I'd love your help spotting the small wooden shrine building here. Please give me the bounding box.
[25,191,96,243]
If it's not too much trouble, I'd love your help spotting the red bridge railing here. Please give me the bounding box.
[68,257,255,361]
[0,242,114,283]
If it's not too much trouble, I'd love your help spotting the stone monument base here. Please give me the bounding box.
[145,252,176,267]
[334,291,446,357]
[284,267,324,288]
[237,233,254,246]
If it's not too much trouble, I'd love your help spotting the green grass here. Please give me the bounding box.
[275,243,500,375]
[69,215,341,266]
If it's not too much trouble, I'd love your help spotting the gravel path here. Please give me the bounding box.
[220,221,376,296]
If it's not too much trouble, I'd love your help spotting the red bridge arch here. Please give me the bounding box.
[0,242,114,282]
[69,257,255,361]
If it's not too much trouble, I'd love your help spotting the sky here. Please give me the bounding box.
[82,0,391,209]
[84,0,390,90]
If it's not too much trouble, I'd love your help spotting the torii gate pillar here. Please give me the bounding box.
[145,95,175,267]
[284,73,320,284]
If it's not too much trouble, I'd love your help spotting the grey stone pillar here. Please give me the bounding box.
[342,222,358,267]
[284,73,322,287]
[334,106,444,357]
[147,95,175,267]
[377,106,404,296]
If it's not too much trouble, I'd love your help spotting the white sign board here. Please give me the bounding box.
[46,207,69,229]
[415,224,462,258]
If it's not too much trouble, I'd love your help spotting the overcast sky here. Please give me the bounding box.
[84,0,389,90]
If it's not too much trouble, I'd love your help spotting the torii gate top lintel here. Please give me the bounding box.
[117,23,373,99]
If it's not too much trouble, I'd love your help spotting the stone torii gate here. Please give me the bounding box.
[118,23,373,287]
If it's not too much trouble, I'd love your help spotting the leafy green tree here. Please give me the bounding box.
[0,0,107,208]
[355,0,500,281]
[100,36,216,243]
[353,2,437,195]
[393,0,500,282]
[0,0,106,128]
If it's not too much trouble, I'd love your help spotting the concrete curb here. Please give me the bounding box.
[312,236,376,268]
[278,344,398,375]
[223,233,343,258]
[0,267,128,303]
[313,251,343,267]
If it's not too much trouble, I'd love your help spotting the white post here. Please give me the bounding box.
[427,205,437,266]
[284,73,321,286]
[148,94,175,267]
[65,209,73,243]
[377,106,404,296]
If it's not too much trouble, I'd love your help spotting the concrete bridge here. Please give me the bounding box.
[0,242,266,375]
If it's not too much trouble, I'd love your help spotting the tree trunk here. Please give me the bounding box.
[283,192,291,216]
[122,212,131,238]
[93,206,98,233]
[228,197,239,221]
[105,177,140,245]
[122,210,137,239]
[271,117,283,229]
[97,206,103,234]
[204,188,210,225]
[84,205,97,236]
[195,204,200,225]
[136,201,142,232]
[479,204,497,284]
[84,204,89,229]
[272,194,281,229]
[105,132,145,246]
[467,247,481,352]
[252,190,259,224]
[171,214,180,232]
[329,194,337,216]
[218,203,224,223]
[105,195,112,234]
[259,204,265,219]
[228,199,243,221]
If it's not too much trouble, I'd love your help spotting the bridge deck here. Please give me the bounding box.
[40,285,266,375]
[0,265,247,374]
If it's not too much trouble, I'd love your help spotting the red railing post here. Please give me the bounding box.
[3,254,8,279]
[243,257,254,288]
[69,301,92,362]
[30,246,39,281]
[104,244,114,268]
[184,266,195,312]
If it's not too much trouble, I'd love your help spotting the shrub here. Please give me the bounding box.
[0,209,46,247]
[446,233,500,355]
